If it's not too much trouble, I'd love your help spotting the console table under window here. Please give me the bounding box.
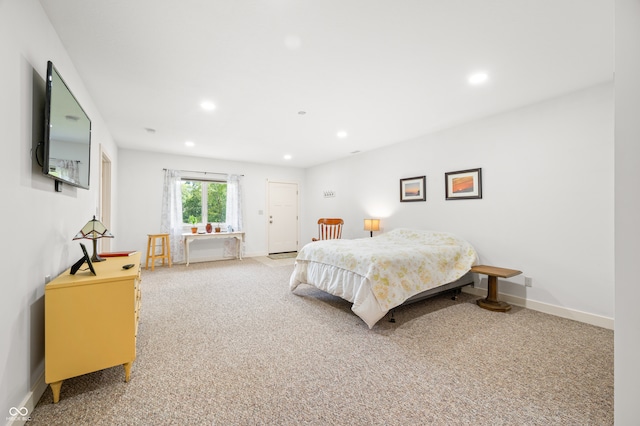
[182,231,245,266]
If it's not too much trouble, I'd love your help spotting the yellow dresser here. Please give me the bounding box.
[45,252,141,403]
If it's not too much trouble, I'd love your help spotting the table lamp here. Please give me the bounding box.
[364,219,380,237]
[73,215,114,262]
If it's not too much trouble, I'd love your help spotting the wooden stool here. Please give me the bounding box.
[146,233,172,271]
[471,265,522,312]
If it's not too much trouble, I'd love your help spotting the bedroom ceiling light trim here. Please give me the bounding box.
[284,35,302,50]
[468,72,489,85]
[200,100,216,111]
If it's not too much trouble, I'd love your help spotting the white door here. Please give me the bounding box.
[268,181,298,253]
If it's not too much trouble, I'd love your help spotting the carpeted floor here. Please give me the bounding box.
[30,257,613,425]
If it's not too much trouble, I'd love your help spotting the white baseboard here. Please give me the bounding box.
[462,287,614,330]
[5,372,47,426]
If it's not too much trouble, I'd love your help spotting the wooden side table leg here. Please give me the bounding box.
[477,275,512,312]
[50,381,63,403]
[487,276,499,303]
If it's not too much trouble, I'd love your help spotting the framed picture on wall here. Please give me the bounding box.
[400,176,426,202]
[445,168,482,200]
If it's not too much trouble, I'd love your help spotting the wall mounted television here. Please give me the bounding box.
[42,60,91,191]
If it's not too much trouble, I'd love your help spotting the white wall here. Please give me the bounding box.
[614,0,640,422]
[0,0,120,419]
[116,149,305,260]
[304,83,614,321]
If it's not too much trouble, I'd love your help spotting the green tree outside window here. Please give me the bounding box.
[181,180,226,224]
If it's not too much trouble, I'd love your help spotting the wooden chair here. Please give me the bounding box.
[312,218,344,241]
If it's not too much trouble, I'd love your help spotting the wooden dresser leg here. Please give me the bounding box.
[50,381,63,403]
[123,362,132,382]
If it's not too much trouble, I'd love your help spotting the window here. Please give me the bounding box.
[181,179,227,225]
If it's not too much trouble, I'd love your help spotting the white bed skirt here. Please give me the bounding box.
[289,261,389,329]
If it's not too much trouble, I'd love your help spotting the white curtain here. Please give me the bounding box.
[161,169,184,263]
[224,174,244,257]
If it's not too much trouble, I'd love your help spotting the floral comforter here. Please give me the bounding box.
[290,228,478,327]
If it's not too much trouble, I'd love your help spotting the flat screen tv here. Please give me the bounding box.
[42,61,91,190]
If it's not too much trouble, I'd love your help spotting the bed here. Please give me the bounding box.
[289,228,478,328]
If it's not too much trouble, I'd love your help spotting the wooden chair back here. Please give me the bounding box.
[312,218,344,241]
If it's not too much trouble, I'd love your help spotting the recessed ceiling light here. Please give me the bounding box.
[185,141,195,147]
[284,35,302,50]
[468,72,489,85]
[337,130,348,139]
[283,154,292,160]
[200,100,216,111]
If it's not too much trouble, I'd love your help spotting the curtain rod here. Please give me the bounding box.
[163,168,244,176]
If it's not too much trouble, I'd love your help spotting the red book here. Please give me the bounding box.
[98,251,137,257]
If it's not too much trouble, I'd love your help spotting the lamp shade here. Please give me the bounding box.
[73,215,113,262]
[73,215,114,240]
[364,219,380,232]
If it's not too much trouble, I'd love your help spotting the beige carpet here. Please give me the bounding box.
[30,258,613,425]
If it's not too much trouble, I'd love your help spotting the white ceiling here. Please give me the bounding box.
[38,0,613,168]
